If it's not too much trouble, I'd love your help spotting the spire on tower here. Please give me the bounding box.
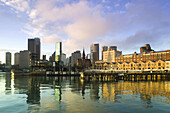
[82,48,85,59]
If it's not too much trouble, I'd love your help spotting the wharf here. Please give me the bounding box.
[82,72,170,81]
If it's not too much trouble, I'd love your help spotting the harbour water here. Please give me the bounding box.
[0,72,170,113]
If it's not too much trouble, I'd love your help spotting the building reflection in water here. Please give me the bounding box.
[90,82,100,101]
[78,77,170,105]
[5,73,11,91]
[3,73,170,110]
[55,85,62,102]
[27,77,40,104]
[80,79,85,99]
[100,80,170,104]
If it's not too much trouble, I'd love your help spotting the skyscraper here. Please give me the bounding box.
[28,38,41,60]
[35,38,41,60]
[19,50,31,69]
[6,52,11,66]
[71,50,81,67]
[90,44,99,64]
[43,55,46,61]
[62,53,66,66]
[102,46,108,60]
[14,52,20,65]
[55,42,62,62]
[102,46,122,62]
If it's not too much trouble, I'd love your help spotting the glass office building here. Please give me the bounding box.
[55,42,62,62]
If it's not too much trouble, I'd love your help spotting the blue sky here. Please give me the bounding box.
[0,0,170,64]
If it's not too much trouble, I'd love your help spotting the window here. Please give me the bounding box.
[158,63,161,66]
[148,63,150,66]
[139,64,141,66]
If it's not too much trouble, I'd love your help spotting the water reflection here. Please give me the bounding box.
[27,77,40,104]
[0,73,170,113]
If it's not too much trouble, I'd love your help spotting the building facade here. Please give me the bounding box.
[77,49,91,68]
[102,46,108,60]
[115,50,170,63]
[28,38,41,60]
[90,44,99,64]
[35,38,41,60]
[71,51,81,67]
[19,50,31,69]
[14,52,20,65]
[103,46,122,62]
[43,55,46,61]
[95,60,169,71]
[62,53,66,66]
[95,44,170,71]
[55,42,62,62]
[6,52,11,66]
[140,44,153,53]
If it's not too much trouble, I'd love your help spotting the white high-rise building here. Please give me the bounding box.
[103,46,122,62]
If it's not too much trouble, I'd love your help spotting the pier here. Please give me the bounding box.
[81,72,170,81]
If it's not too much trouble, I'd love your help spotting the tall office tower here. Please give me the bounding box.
[62,53,66,66]
[28,38,41,60]
[43,55,46,61]
[71,51,81,67]
[19,50,31,69]
[55,42,62,62]
[52,52,55,62]
[102,46,108,60]
[109,46,117,51]
[28,39,36,53]
[6,52,11,66]
[90,44,99,64]
[66,56,72,71]
[49,56,52,62]
[103,48,122,62]
[35,38,41,60]
[14,52,20,65]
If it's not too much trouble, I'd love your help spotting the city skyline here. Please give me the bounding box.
[0,0,170,64]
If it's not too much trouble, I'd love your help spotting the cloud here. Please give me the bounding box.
[125,2,132,9]
[27,0,170,55]
[24,1,113,55]
[114,4,119,7]
[0,49,17,52]
[42,35,61,44]
[1,0,170,57]
[0,0,30,12]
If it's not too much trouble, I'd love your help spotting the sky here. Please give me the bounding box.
[0,0,170,64]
